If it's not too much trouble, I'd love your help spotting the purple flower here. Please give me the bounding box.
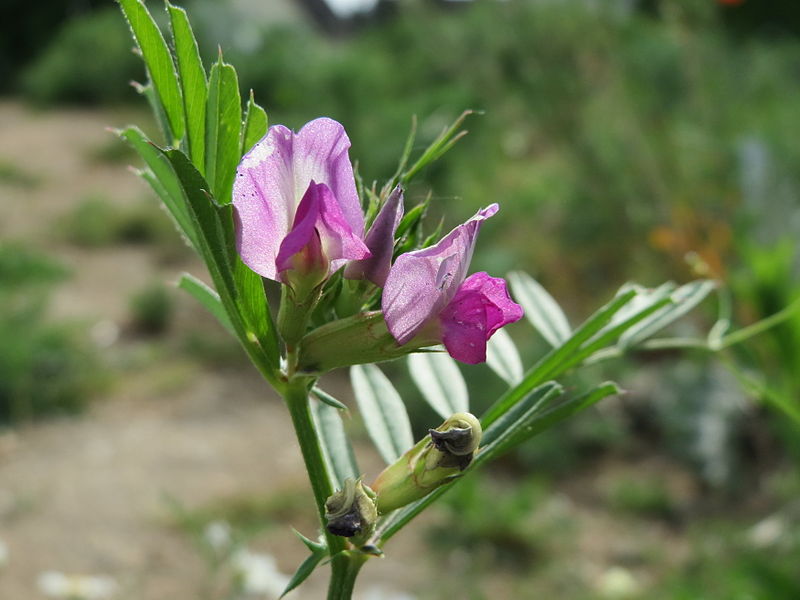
[344,185,404,287]
[233,118,370,283]
[382,205,523,364]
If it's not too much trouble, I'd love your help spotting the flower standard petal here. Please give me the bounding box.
[344,185,404,287]
[292,118,364,238]
[234,124,295,280]
[233,118,363,281]
[382,204,499,344]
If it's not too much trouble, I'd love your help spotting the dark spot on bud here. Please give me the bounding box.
[326,511,362,538]
[429,426,473,456]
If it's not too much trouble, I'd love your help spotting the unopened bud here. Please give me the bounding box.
[372,412,482,514]
[324,478,378,546]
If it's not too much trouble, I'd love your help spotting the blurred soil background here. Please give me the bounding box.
[1,0,800,598]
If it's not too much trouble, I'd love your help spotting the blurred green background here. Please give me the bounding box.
[1,0,799,598]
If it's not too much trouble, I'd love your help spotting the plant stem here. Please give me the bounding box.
[327,551,367,600]
[284,377,363,598]
[717,296,800,349]
[284,378,342,546]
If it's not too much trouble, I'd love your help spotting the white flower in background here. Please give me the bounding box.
[204,519,233,553]
[597,566,640,599]
[231,549,291,598]
[0,538,8,568]
[37,571,117,600]
[749,514,784,548]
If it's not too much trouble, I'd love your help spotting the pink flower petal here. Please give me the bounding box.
[276,182,369,279]
[233,118,363,281]
[382,204,498,344]
[344,185,404,287]
[439,272,523,364]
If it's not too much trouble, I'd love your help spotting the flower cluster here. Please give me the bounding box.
[233,118,522,365]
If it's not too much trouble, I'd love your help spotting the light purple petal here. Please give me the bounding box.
[382,204,499,344]
[344,185,404,286]
[233,125,294,280]
[439,272,523,364]
[233,118,362,281]
[292,119,364,237]
[276,182,369,278]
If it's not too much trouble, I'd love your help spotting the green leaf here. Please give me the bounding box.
[403,110,475,184]
[118,0,184,142]
[167,1,206,169]
[312,387,348,411]
[311,398,360,490]
[569,293,673,367]
[205,55,242,205]
[395,202,426,240]
[161,148,236,298]
[178,272,234,335]
[486,328,523,385]
[280,544,326,598]
[619,280,716,348]
[377,382,618,545]
[233,258,280,367]
[479,382,619,464]
[118,126,199,249]
[477,381,564,459]
[508,271,571,347]
[350,364,413,464]
[293,529,326,554]
[482,289,637,426]
[161,150,279,384]
[133,81,174,143]
[241,90,269,157]
[407,350,468,419]
[384,115,417,193]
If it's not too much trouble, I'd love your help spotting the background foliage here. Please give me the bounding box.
[3,0,800,597]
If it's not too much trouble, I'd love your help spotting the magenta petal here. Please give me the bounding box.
[382,204,499,344]
[455,272,523,336]
[439,272,523,364]
[276,182,369,277]
[275,183,323,275]
[233,118,363,281]
[344,185,404,286]
[439,289,490,364]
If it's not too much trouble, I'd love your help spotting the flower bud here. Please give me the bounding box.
[324,478,378,546]
[372,412,482,514]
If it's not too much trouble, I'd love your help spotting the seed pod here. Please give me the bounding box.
[324,478,378,545]
[372,412,482,513]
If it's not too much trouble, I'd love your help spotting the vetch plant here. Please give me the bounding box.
[116,2,800,597]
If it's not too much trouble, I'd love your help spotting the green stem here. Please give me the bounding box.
[327,551,367,600]
[284,378,360,597]
[717,296,800,349]
[284,379,344,547]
